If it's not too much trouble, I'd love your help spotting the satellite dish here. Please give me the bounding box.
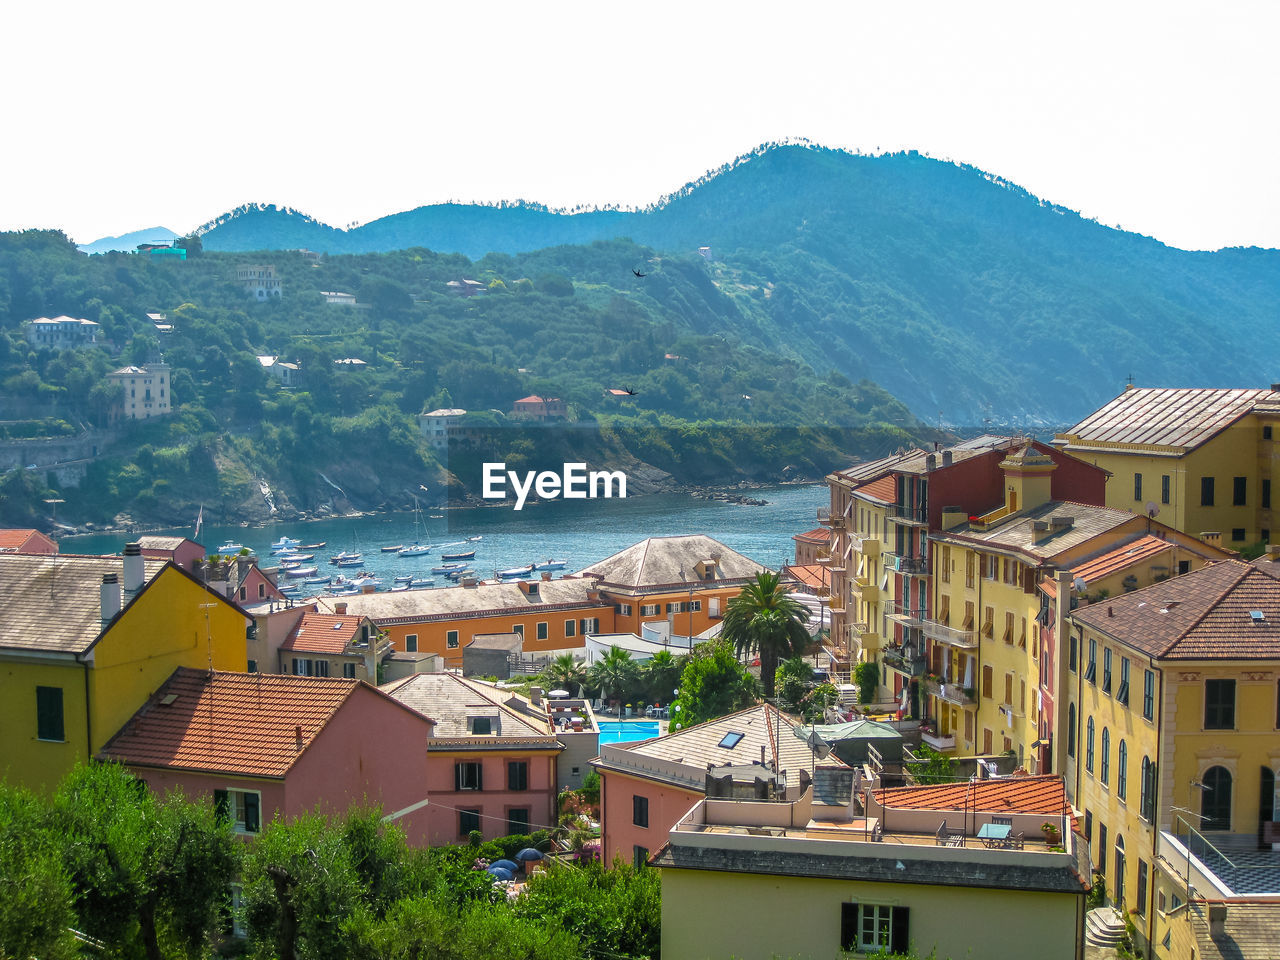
[1073,577,1088,594]
[1146,501,1159,519]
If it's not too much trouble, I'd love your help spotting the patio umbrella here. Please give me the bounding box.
[487,865,515,881]
[548,688,570,697]
[515,848,543,862]
[490,859,519,872]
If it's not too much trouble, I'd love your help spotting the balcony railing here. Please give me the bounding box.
[850,578,880,603]
[892,503,928,525]
[887,605,927,628]
[918,617,979,649]
[886,552,928,575]
[828,595,846,612]
[817,508,847,529]
[849,534,881,557]
[920,730,956,752]
[882,645,927,677]
[924,677,977,707]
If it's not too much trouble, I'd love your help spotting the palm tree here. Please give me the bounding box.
[722,571,811,699]
[540,653,587,696]
[642,649,684,705]
[589,645,640,706]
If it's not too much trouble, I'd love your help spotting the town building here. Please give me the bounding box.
[383,673,563,843]
[0,545,248,792]
[106,362,171,420]
[792,526,831,565]
[135,535,205,571]
[510,395,567,420]
[1054,385,1280,550]
[654,774,1088,960]
[257,355,300,387]
[418,407,468,450]
[24,315,100,350]
[237,264,282,300]
[277,609,389,681]
[193,552,288,608]
[320,290,358,305]
[0,528,57,555]
[98,668,434,845]
[1064,559,1280,958]
[544,694,599,792]
[592,703,842,867]
[445,279,486,296]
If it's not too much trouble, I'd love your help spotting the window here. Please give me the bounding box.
[1137,860,1148,916]
[1204,678,1236,729]
[536,622,548,641]
[1067,703,1076,758]
[456,761,483,791]
[292,658,312,676]
[507,808,530,835]
[1069,633,1078,673]
[1117,740,1128,800]
[840,903,910,954]
[1266,479,1273,510]
[1161,474,1170,505]
[1232,527,1246,542]
[405,634,418,653]
[981,665,993,699]
[1266,426,1275,440]
[965,553,974,588]
[632,795,649,828]
[1004,673,1013,707]
[470,717,493,735]
[1097,822,1108,874]
[1083,809,1093,842]
[446,630,459,649]
[1117,658,1130,705]
[1134,473,1142,501]
[1102,648,1112,694]
[247,659,257,673]
[1234,476,1247,506]
[313,660,330,678]
[459,809,480,838]
[36,686,64,741]
[214,789,261,833]
[1201,766,1232,831]
[633,845,649,868]
[512,624,524,638]
[1140,756,1156,822]
[1201,477,1215,506]
[1085,638,1097,684]
[342,662,356,679]
[639,604,659,617]
[1101,727,1111,785]
[508,761,529,791]
[1143,670,1155,721]
[239,586,246,601]
[982,606,994,638]
[1003,611,1014,645]
[616,603,632,616]
[565,620,576,638]
[1086,717,1095,773]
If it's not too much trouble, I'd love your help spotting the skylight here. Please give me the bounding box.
[1250,610,1266,623]
[718,731,745,749]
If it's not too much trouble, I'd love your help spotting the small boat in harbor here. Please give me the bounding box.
[394,574,414,583]
[498,565,534,579]
[381,544,404,553]
[270,536,302,553]
[465,536,482,542]
[216,541,245,554]
[284,566,319,578]
[300,542,327,550]
[399,543,431,557]
[534,559,567,570]
[432,562,469,574]
[409,577,434,588]
[304,574,331,585]
[440,548,475,561]
[277,553,315,563]
[444,568,475,581]
[429,514,445,520]
[330,551,362,565]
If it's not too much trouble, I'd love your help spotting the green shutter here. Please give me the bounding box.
[36,686,64,741]
[840,902,859,951]
[890,906,910,955]
[244,792,260,833]
[213,790,230,823]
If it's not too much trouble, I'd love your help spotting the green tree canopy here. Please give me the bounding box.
[721,571,811,698]
[672,639,758,728]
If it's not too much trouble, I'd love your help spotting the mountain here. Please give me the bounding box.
[77,226,177,255]
[79,144,1280,424]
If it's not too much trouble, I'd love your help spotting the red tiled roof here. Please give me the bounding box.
[793,528,830,543]
[858,476,897,503]
[1068,535,1173,584]
[782,563,831,591]
[100,668,364,777]
[0,529,49,550]
[280,613,362,654]
[875,774,1070,817]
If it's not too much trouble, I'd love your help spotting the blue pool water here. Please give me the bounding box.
[598,721,660,745]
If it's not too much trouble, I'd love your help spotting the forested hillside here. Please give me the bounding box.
[190,143,1280,424]
[0,229,924,529]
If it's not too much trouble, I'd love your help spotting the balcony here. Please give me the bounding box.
[924,677,977,707]
[827,594,846,612]
[892,503,928,526]
[918,617,979,649]
[886,552,928,575]
[919,730,956,752]
[849,534,881,557]
[882,645,927,677]
[850,577,880,603]
[817,508,847,529]
[887,605,927,628]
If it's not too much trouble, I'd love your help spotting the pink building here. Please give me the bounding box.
[384,674,563,844]
[99,668,435,844]
[0,528,57,555]
[136,535,204,571]
[511,395,567,420]
[592,703,843,867]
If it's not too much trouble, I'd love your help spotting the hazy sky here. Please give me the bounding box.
[3,1,1276,250]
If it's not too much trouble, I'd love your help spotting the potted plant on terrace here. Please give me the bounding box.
[1041,821,1061,845]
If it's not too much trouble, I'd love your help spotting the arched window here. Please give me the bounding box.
[1201,766,1233,831]
[1262,767,1277,836]
[1086,717,1095,773]
[1117,740,1128,800]
[1067,703,1077,757]
[1114,835,1126,908]
[1101,728,1111,785]
[1140,756,1156,822]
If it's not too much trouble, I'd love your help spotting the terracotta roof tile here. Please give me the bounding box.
[0,529,48,550]
[782,563,831,591]
[874,774,1071,817]
[578,535,767,594]
[98,668,398,777]
[793,528,830,543]
[280,612,363,654]
[1068,535,1175,584]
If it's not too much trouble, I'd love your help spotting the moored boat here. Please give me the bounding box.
[399,543,431,557]
[277,553,315,563]
[270,536,302,553]
[497,565,534,579]
[409,577,434,588]
[300,542,327,550]
[284,566,319,578]
[534,559,567,570]
[432,562,469,574]
[440,549,475,561]
[381,544,404,553]
[216,540,245,554]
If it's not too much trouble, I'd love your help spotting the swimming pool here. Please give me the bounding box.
[597,721,661,745]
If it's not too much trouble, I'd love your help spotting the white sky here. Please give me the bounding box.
[3,1,1277,251]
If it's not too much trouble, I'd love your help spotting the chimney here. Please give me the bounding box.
[941,450,953,467]
[101,572,122,623]
[541,571,552,581]
[335,601,348,615]
[1208,905,1227,939]
[925,453,937,472]
[530,686,542,707]
[1200,531,1222,548]
[1032,520,1051,544]
[1050,516,1074,531]
[123,542,145,602]
[940,506,968,531]
[294,725,304,750]
[1108,606,1114,617]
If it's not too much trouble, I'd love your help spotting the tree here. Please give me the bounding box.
[0,783,78,960]
[51,762,239,960]
[775,656,815,712]
[672,640,758,728]
[540,653,587,696]
[721,571,811,698]
[641,648,684,705]
[588,645,640,704]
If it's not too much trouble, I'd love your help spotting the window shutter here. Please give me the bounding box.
[213,789,230,823]
[455,764,463,792]
[890,906,910,955]
[840,902,859,951]
[244,793,261,833]
[476,764,483,791]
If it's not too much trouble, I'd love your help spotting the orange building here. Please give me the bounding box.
[0,529,57,555]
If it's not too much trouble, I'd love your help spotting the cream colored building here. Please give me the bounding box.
[106,362,171,420]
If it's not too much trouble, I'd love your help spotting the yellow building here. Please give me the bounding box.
[1054,385,1280,551]
[655,775,1088,960]
[1066,559,1280,959]
[0,545,248,792]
